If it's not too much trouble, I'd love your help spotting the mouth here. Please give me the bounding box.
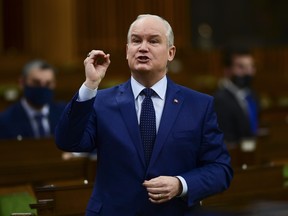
[136,56,150,63]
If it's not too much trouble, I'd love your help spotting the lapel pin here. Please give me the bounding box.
[173,99,179,104]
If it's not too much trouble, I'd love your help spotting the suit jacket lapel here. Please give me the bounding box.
[148,79,184,169]
[115,80,146,167]
[18,103,36,137]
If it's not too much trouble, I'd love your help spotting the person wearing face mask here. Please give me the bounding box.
[214,46,259,149]
[0,60,66,140]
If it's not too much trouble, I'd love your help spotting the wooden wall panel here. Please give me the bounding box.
[0,0,288,113]
[76,0,191,56]
[2,0,25,54]
[24,0,77,64]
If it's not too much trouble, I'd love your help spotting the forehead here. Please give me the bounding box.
[130,17,167,38]
[27,68,55,80]
[232,55,254,64]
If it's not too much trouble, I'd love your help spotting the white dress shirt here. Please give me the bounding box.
[131,76,166,133]
[78,76,187,196]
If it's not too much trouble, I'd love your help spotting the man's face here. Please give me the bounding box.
[229,55,256,77]
[24,68,56,89]
[126,17,175,77]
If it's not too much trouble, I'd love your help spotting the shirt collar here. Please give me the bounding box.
[131,76,167,100]
[221,78,249,98]
[21,98,49,118]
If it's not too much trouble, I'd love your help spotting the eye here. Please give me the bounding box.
[150,39,159,44]
[131,38,141,44]
[30,79,42,87]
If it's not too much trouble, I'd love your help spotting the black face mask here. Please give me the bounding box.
[24,85,54,107]
[231,75,253,89]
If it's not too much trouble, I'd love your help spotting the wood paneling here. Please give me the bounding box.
[2,0,25,54]
[76,0,191,56]
[0,0,288,111]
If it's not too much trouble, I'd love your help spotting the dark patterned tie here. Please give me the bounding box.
[34,113,46,137]
[140,88,156,165]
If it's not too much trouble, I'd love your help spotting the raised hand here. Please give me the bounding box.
[84,50,111,89]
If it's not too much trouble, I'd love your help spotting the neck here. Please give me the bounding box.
[131,71,166,88]
[25,99,45,111]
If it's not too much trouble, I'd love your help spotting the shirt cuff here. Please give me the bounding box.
[77,83,97,102]
[176,176,188,197]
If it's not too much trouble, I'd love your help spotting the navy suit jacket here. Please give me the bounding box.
[55,78,233,216]
[0,100,66,140]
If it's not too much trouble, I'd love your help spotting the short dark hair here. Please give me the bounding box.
[222,45,252,67]
[22,59,56,78]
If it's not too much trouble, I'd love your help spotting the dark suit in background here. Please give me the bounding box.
[214,86,259,144]
[0,101,66,139]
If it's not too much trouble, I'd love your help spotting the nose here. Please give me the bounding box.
[39,80,54,88]
[139,41,148,52]
[242,65,255,75]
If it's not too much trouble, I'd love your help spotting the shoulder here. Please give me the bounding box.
[173,82,213,103]
[97,80,131,97]
[0,102,23,118]
[214,87,235,101]
[0,102,26,129]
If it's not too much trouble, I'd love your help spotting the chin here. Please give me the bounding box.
[134,69,153,74]
[134,65,152,72]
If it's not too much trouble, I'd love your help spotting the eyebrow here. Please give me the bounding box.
[131,34,161,38]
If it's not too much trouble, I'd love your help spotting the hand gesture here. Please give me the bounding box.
[84,50,111,89]
[143,176,182,204]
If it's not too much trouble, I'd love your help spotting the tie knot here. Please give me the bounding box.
[141,88,154,98]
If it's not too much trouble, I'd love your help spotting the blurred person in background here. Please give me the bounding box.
[214,46,260,149]
[0,59,66,140]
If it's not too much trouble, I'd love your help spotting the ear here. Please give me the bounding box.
[126,44,129,60]
[167,46,176,62]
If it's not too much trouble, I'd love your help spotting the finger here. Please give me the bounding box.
[101,54,111,66]
[91,53,110,66]
[148,192,165,200]
[84,57,110,71]
[106,54,111,63]
[149,197,168,204]
[146,186,164,194]
[148,193,170,204]
[143,178,163,187]
[149,191,175,202]
[88,50,105,58]
[143,182,161,189]
[84,50,106,64]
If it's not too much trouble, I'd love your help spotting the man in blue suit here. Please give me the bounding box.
[0,60,66,140]
[55,14,233,215]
